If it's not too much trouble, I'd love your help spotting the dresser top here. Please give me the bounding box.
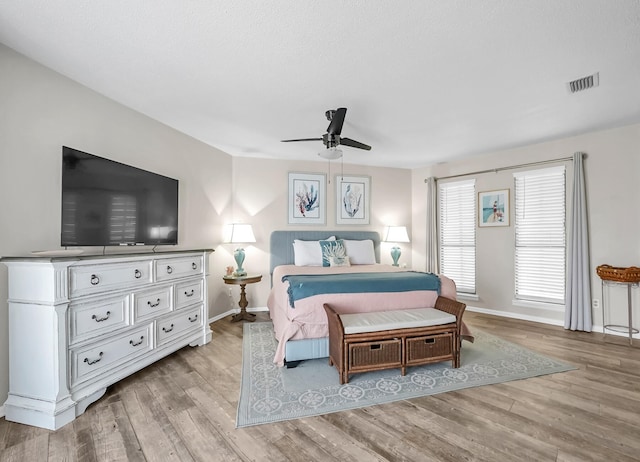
[0,248,214,263]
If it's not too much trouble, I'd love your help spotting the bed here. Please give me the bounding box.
[267,230,471,367]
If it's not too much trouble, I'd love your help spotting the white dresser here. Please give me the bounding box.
[1,249,213,430]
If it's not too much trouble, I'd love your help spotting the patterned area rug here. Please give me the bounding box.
[236,322,576,428]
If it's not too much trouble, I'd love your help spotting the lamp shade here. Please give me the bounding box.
[384,226,410,243]
[224,223,256,244]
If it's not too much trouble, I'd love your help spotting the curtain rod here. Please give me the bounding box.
[425,155,574,182]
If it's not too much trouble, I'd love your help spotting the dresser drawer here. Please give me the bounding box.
[70,323,153,387]
[155,255,203,282]
[157,305,203,345]
[133,286,173,322]
[175,280,203,309]
[69,260,153,297]
[69,294,130,344]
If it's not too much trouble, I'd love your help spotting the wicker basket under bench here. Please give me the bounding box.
[324,296,466,384]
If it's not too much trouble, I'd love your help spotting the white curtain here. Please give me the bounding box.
[564,152,592,331]
[425,177,439,273]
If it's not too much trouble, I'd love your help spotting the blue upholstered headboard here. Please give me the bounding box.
[269,230,381,277]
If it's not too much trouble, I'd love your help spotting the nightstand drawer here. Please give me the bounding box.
[69,294,130,344]
[157,305,203,345]
[155,255,203,282]
[69,260,153,297]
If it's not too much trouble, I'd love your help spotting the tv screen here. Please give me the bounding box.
[61,146,179,247]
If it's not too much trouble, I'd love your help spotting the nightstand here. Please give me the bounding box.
[223,274,262,322]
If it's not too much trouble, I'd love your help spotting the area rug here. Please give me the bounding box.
[236,322,576,428]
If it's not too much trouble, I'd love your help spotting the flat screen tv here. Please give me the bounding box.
[61,146,179,247]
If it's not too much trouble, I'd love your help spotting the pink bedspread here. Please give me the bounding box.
[267,264,461,366]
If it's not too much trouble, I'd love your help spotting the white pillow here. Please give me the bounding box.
[293,236,335,266]
[343,239,376,265]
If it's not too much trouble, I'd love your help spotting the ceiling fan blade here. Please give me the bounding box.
[281,138,323,142]
[340,137,372,151]
[327,107,347,135]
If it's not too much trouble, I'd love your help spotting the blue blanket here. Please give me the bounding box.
[282,271,441,308]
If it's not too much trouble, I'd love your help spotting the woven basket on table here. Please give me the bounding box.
[596,265,640,283]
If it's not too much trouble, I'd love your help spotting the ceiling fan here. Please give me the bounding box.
[281,107,372,159]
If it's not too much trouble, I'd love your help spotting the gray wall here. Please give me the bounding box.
[412,123,640,329]
[0,43,234,410]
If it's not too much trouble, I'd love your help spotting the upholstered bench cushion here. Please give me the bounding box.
[340,308,456,335]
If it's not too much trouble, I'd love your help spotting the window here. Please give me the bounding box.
[513,166,566,304]
[438,179,476,294]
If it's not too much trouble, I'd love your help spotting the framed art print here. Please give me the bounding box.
[336,175,370,225]
[288,172,326,225]
[478,189,510,227]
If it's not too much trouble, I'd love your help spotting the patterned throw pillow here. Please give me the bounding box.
[319,239,347,267]
[329,255,351,267]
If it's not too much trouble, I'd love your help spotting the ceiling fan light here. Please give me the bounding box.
[318,147,343,160]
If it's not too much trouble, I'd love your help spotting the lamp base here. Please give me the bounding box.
[390,246,401,267]
[234,247,247,277]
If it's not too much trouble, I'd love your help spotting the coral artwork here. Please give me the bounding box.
[295,182,319,217]
[342,184,362,218]
[288,173,325,224]
[336,175,370,224]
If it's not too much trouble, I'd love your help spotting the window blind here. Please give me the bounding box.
[439,179,476,294]
[513,166,566,303]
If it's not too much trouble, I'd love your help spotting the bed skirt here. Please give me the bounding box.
[284,337,329,362]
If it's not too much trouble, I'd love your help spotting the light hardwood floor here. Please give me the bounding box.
[1,311,639,462]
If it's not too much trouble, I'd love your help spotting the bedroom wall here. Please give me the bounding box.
[411,123,640,331]
[214,157,414,315]
[0,44,234,410]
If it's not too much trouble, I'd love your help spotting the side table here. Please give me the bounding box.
[223,274,262,322]
[601,279,639,345]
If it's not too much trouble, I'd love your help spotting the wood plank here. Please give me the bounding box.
[119,386,194,462]
[0,433,49,462]
[1,311,640,461]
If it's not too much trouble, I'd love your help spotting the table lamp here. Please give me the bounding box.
[225,223,256,276]
[384,226,410,266]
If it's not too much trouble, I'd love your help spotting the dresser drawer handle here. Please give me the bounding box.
[134,269,142,279]
[184,289,195,297]
[129,336,145,347]
[91,311,111,322]
[192,262,197,270]
[166,266,173,274]
[84,352,103,366]
[189,314,199,323]
[147,298,161,307]
[90,274,100,286]
[162,324,174,333]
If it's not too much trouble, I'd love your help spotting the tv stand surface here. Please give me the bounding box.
[1,249,213,430]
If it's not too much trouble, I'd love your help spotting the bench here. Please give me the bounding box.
[324,296,466,384]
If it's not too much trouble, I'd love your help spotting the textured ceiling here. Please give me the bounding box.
[1,1,640,168]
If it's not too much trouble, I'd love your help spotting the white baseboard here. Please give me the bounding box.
[208,306,269,324]
[467,305,565,327]
[467,305,640,339]
[0,404,4,418]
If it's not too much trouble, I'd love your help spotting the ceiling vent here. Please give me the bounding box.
[567,72,599,93]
